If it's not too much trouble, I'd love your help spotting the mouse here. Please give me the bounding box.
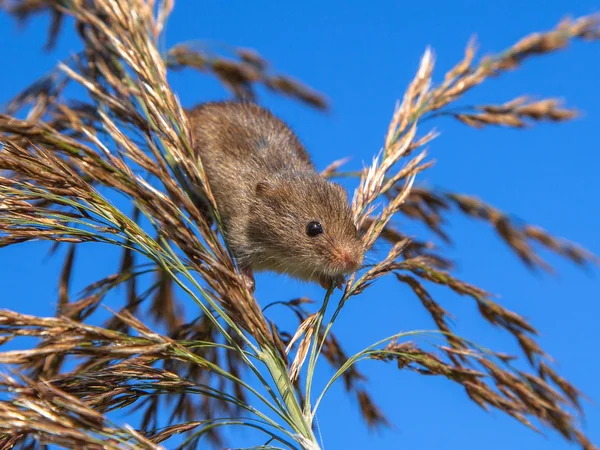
[187,101,364,291]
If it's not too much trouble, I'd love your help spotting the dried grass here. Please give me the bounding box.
[0,1,598,449]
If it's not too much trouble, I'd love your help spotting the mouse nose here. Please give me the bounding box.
[340,250,361,272]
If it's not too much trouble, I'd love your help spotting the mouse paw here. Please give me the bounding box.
[240,266,256,293]
[319,274,345,291]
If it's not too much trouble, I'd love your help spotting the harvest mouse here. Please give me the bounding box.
[187,101,364,290]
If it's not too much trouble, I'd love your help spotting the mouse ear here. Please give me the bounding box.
[255,180,278,198]
[256,179,291,205]
[332,182,349,200]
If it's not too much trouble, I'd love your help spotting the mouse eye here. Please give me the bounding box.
[306,221,323,237]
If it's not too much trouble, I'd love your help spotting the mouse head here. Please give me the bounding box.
[245,172,364,285]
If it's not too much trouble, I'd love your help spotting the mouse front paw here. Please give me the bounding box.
[239,265,256,293]
[319,274,345,291]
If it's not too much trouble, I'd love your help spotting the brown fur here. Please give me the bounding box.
[187,101,364,288]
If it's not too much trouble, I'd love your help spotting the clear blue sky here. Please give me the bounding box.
[1,1,599,449]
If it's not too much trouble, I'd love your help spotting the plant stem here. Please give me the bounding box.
[261,347,319,449]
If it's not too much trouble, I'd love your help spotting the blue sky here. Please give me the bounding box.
[1,1,599,449]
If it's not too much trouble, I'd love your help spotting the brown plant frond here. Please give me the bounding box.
[454,97,577,128]
[58,244,77,312]
[159,312,259,448]
[25,244,79,380]
[446,192,599,271]
[397,258,538,341]
[0,310,174,367]
[371,341,595,449]
[356,390,390,429]
[348,49,437,265]
[49,362,229,418]
[0,373,161,449]
[424,16,600,114]
[320,332,367,393]
[168,45,328,110]
[149,266,184,333]
[320,157,352,177]
[360,216,453,270]
[0,309,253,447]
[0,0,65,50]
[149,421,202,444]
[399,187,451,242]
[371,341,485,379]
[399,188,598,271]
[392,261,589,438]
[396,274,465,363]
